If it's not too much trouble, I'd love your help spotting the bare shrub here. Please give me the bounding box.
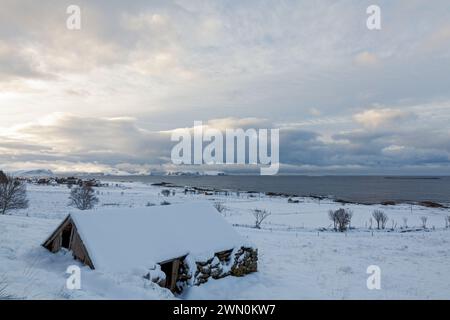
[390,220,397,231]
[329,208,353,232]
[160,201,171,206]
[402,217,408,229]
[0,171,7,184]
[161,189,171,197]
[328,210,338,230]
[372,210,388,229]
[420,216,428,229]
[252,209,271,229]
[446,216,450,229]
[68,185,99,210]
[328,208,352,232]
[214,202,226,213]
[0,174,29,215]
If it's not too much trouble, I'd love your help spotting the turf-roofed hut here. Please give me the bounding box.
[42,202,257,293]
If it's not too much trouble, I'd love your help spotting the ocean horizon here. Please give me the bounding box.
[96,175,450,205]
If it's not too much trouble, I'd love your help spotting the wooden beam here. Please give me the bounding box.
[170,259,180,292]
[42,215,71,249]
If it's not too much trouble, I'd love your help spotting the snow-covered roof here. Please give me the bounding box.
[69,202,247,272]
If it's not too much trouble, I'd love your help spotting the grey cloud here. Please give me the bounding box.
[0,112,449,174]
[1,114,171,165]
[1,1,450,174]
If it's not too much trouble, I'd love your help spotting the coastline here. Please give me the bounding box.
[93,175,450,208]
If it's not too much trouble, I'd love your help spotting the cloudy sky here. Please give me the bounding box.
[1,0,450,174]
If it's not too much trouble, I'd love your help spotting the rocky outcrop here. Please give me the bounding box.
[230,247,258,276]
[174,246,257,293]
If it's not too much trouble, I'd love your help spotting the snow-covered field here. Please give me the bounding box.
[1,181,450,299]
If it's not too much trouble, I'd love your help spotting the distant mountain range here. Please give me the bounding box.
[166,170,226,176]
[12,169,55,177]
[10,168,227,177]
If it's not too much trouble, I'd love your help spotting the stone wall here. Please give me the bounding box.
[174,246,257,293]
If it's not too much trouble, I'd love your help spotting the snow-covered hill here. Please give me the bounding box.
[12,169,54,177]
[1,181,449,299]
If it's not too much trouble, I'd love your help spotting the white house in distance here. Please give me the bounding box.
[42,202,257,293]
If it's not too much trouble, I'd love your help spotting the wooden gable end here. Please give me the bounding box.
[42,215,95,269]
